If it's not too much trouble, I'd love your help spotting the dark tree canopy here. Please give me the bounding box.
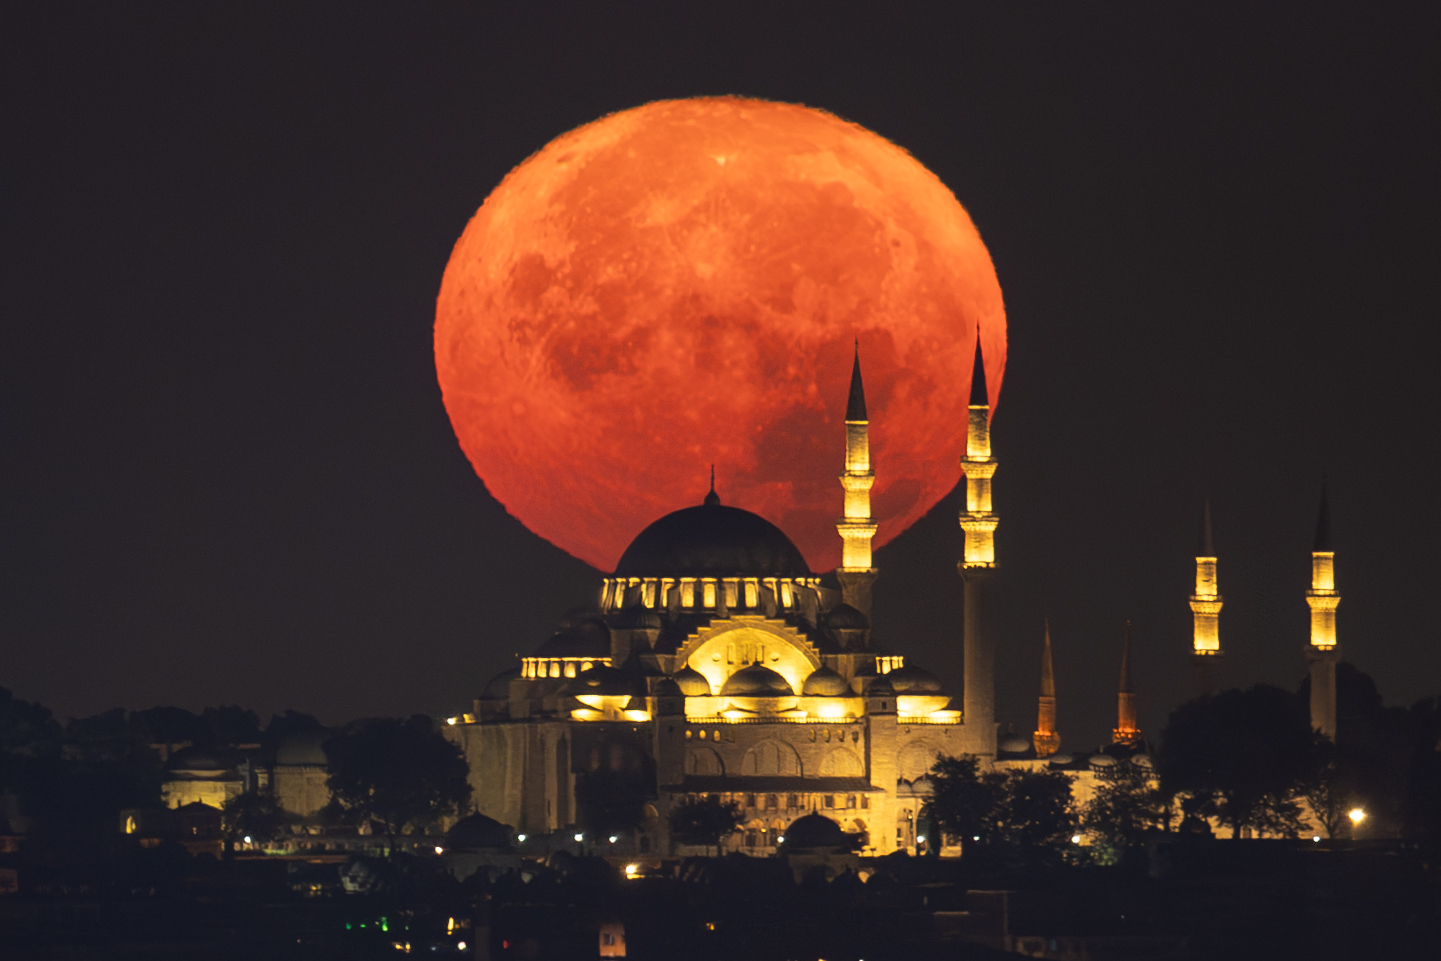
[222,791,289,843]
[323,715,470,841]
[1159,684,1320,835]
[0,687,61,756]
[574,768,650,839]
[203,705,262,746]
[1082,761,1169,857]
[668,795,742,854]
[923,755,1077,865]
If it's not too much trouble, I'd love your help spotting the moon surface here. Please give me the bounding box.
[436,97,1006,573]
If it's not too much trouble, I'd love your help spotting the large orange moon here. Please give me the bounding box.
[436,97,1006,573]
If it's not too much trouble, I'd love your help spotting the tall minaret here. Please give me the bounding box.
[1113,621,1142,745]
[1033,620,1060,758]
[836,344,878,619]
[1190,500,1223,688]
[959,332,998,757]
[1306,484,1339,739]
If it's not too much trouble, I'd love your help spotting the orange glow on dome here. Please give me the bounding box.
[435,97,1006,572]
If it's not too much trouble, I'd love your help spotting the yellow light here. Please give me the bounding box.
[1348,808,1366,825]
[434,845,444,854]
[624,863,640,879]
[1071,834,1081,844]
[447,918,454,935]
[446,717,457,726]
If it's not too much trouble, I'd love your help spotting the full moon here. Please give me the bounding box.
[436,97,1006,573]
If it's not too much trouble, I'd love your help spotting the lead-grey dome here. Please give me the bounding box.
[673,665,712,696]
[720,663,793,697]
[615,502,810,577]
[802,666,850,697]
[885,665,943,694]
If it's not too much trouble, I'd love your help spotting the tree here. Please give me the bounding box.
[574,768,650,840]
[921,755,1004,845]
[923,755,1076,865]
[222,791,290,846]
[668,795,742,856]
[0,687,61,757]
[323,716,471,849]
[1159,684,1320,837]
[203,705,261,746]
[1083,762,1169,860]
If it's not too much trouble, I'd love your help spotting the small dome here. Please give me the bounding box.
[782,813,848,849]
[1047,753,1075,766]
[611,606,663,631]
[275,728,330,766]
[802,666,850,697]
[865,676,896,697]
[166,747,238,774]
[720,663,793,697]
[445,813,513,850]
[652,677,683,697]
[885,665,943,694]
[615,503,810,578]
[560,665,640,697]
[908,775,936,796]
[824,604,870,631]
[536,619,611,658]
[1089,754,1117,768]
[482,667,521,700]
[673,665,712,696]
[998,733,1032,754]
[1131,754,1154,769]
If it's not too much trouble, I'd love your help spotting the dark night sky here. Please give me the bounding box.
[3,2,1437,750]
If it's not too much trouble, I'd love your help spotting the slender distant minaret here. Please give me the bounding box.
[959,332,998,757]
[1190,501,1223,689]
[836,343,878,619]
[1306,484,1339,739]
[1033,620,1060,758]
[1113,621,1142,745]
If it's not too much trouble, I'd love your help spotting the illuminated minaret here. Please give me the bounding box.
[959,333,998,757]
[1190,500,1223,671]
[835,344,878,619]
[1306,484,1339,739]
[1033,620,1060,758]
[1113,621,1142,745]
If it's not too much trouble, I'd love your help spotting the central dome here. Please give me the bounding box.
[615,501,810,577]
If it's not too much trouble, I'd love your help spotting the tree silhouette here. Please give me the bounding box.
[667,795,742,856]
[1083,762,1169,859]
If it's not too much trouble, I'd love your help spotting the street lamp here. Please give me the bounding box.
[1348,808,1366,827]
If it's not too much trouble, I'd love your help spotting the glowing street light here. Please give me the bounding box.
[434,846,444,855]
[574,833,584,842]
[1348,808,1366,825]
[608,835,618,844]
[516,834,527,842]
[1071,834,1082,844]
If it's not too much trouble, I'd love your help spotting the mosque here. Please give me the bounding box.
[443,337,1343,855]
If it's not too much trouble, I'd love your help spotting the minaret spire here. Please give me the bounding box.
[1113,621,1141,745]
[1190,499,1223,665]
[1306,481,1339,739]
[1033,619,1060,757]
[960,329,999,757]
[835,342,878,618]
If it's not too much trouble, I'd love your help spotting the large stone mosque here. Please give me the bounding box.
[443,335,1343,855]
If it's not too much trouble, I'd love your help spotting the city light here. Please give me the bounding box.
[243,836,251,844]
[434,845,444,855]
[457,944,466,952]
[574,833,584,842]
[625,863,640,879]
[1313,836,1321,843]
[609,835,618,843]
[1071,834,1082,844]
[517,834,527,842]
[1348,808,1366,825]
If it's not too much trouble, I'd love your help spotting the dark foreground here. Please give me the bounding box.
[1,838,1437,960]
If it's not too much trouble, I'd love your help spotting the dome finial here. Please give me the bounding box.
[704,465,720,506]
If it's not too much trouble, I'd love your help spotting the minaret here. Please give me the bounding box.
[1033,620,1060,757]
[1190,500,1223,689]
[959,332,998,757]
[835,344,878,619]
[1113,621,1142,745]
[1306,484,1339,739]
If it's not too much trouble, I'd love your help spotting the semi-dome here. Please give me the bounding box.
[673,665,712,696]
[614,501,810,577]
[560,665,641,697]
[720,663,794,697]
[802,666,850,697]
[166,747,238,775]
[482,667,521,700]
[536,619,611,658]
[446,813,513,850]
[885,665,943,694]
[824,603,870,631]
